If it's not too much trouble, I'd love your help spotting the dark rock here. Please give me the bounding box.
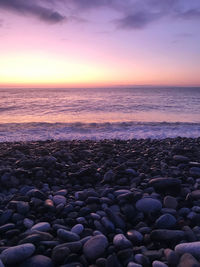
[0,244,35,265]
[178,253,200,267]
[175,242,200,259]
[164,196,178,209]
[149,178,181,194]
[155,214,177,229]
[83,235,108,261]
[19,255,54,267]
[57,229,80,242]
[151,230,185,242]
[113,234,132,249]
[136,198,162,213]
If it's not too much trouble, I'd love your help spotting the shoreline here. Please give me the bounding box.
[0,137,200,266]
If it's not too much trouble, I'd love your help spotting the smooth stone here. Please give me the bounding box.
[113,234,132,249]
[57,229,80,242]
[151,230,185,242]
[155,214,177,229]
[24,218,34,229]
[55,189,68,196]
[44,199,55,211]
[136,198,162,213]
[53,195,66,205]
[173,155,189,163]
[149,178,181,192]
[71,224,84,235]
[52,246,70,264]
[101,217,115,232]
[190,167,200,177]
[127,230,143,244]
[105,208,126,229]
[175,242,200,259]
[19,234,43,245]
[103,170,114,183]
[164,196,178,209]
[178,253,200,267]
[0,259,4,267]
[164,248,179,266]
[19,255,54,267]
[0,244,35,265]
[17,202,30,215]
[127,263,142,267]
[152,261,168,267]
[26,189,46,200]
[31,222,51,232]
[0,210,13,225]
[83,235,108,261]
[0,223,15,233]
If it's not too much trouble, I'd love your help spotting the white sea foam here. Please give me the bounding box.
[0,122,200,142]
[0,87,200,141]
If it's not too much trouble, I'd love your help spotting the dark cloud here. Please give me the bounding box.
[0,0,65,23]
[116,11,161,29]
[179,9,200,20]
[0,0,200,29]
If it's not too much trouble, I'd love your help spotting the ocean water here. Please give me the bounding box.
[0,87,200,141]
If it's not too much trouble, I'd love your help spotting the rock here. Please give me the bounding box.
[155,214,177,229]
[178,253,200,267]
[113,234,132,249]
[103,170,114,183]
[52,246,70,264]
[26,189,46,200]
[127,263,142,267]
[0,209,13,225]
[31,222,51,232]
[71,224,84,235]
[0,244,35,265]
[173,155,189,163]
[151,230,185,242]
[152,261,168,267]
[19,255,54,267]
[127,230,143,245]
[53,195,66,205]
[136,198,162,213]
[44,199,55,211]
[105,208,126,229]
[0,223,15,233]
[149,178,181,193]
[17,201,30,215]
[83,235,108,261]
[57,229,80,242]
[164,196,178,209]
[24,218,34,229]
[190,167,200,177]
[55,189,68,196]
[164,248,179,266]
[101,217,115,232]
[106,253,121,267]
[175,242,200,259]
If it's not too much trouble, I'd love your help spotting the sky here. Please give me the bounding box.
[0,0,200,87]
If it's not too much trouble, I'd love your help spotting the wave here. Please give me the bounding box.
[0,121,200,142]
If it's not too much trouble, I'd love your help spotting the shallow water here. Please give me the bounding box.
[0,87,200,141]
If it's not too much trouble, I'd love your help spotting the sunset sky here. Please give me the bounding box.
[0,0,200,87]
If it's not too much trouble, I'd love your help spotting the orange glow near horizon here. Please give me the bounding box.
[1,51,200,88]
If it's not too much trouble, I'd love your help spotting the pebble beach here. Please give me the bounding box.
[0,137,200,267]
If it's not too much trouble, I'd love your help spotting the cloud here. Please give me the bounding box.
[116,11,162,29]
[0,0,200,29]
[179,9,200,20]
[0,0,65,23]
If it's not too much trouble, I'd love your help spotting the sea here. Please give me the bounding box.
[0,87,200,142]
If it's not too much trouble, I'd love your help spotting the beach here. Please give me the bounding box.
[0,137,200,266]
